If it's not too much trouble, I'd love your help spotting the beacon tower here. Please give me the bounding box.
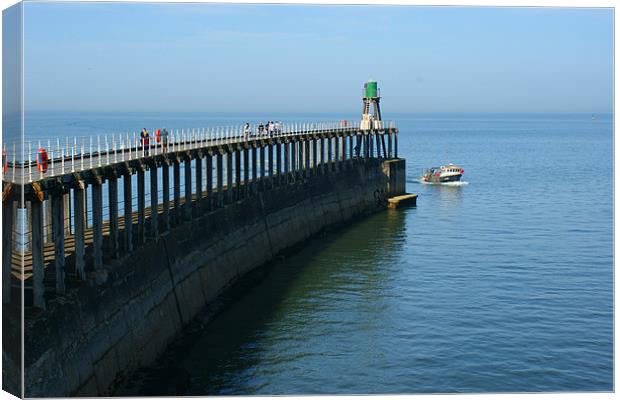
[361,80,382,130]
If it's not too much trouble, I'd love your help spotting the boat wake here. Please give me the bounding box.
[417,179,469,186]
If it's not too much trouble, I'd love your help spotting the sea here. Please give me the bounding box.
[17,111,614,394]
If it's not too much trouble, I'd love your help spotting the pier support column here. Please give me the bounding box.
[25,202,32,252]
[150,164,159,236]
[341,134,348,167]
[370,131,375,158]
[388,130,393,158]
[206,154,213,209]
[349,134,354,164]
[137,169,146,244]
[162,162,170,231]
[251,146,258,194]
[318,137,325,175]
[226,151,233,203]
[44,199,52,243]
[92,178,103,271]
[123,173,133,252]
[234,149,241,200]
[327,136,333,173]
[298,139,304,178]
[52,192,65,294]
[173,159,181,224]
[276,142,282,185]
[283,141,290,183]
[312,138,318,175]
[31,200,45,309]
[73,182,86,279]
[108,174,119,258]
[243,147,250,197]
[64,193,71,236]
[268,143,274,187]
[260,145,266,190]
[394,131,398,158]
[195,156,203,213]
[184,157,192,219]
[216,152,224,207]
[2,200,14,303]
[305,139,311,176]
[334,134,340,171]
[290,141,297,180]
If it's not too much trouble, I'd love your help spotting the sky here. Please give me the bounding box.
[21,2,613,113]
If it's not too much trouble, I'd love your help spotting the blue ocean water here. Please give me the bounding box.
[21,112,614,394]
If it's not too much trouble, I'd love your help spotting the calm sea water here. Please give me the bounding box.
[22,112,614,394]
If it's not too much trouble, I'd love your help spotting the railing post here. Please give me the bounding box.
[31,200,45,309]
[123,173,133,252]
[74,181,86,279]
[52,191,66,294]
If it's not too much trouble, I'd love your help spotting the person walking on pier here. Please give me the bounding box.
[161,128,169,153]
[243,123,251,139]
[141,128,150,156]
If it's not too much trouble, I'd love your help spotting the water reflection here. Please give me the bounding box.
[116,210,408,395]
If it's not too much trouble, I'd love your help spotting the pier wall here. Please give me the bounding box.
[23,158,405,396]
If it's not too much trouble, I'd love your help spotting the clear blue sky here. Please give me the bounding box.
[22,3,613,113]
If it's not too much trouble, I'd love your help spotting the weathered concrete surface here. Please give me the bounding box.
[388,194,417,209]
[23,158,405,397]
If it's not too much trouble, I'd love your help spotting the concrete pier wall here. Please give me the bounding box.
[23,158,405,397]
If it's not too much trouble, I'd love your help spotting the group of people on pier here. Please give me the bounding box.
[140,127,169,156]
[244,121,283,139]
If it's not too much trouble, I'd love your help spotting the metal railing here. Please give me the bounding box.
[2,120,396,183]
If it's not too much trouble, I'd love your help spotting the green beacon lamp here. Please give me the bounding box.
[361,79,383,130]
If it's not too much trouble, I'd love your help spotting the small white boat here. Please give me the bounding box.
[422,164,464,183]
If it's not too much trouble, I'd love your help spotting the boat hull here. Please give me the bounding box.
[422,174,462,183]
